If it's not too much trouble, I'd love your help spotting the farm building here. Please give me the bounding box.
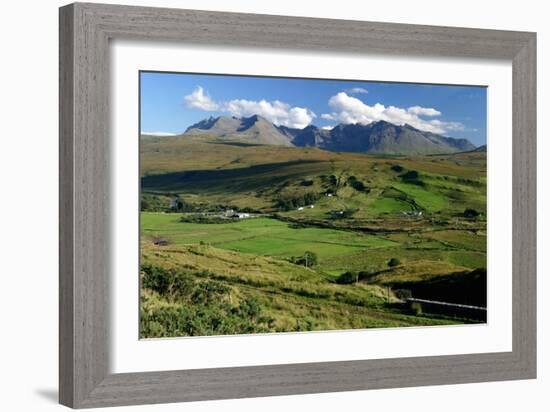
[223,209,235,217]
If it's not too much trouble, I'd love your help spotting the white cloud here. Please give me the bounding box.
[141,131,177,136]
[183,86,220,111]
[430,120,465,132]
[407,105,441,117]
[321,113,336,120]
[184,86,316,129]
[321,92,463,134]
[321,125,335,130]
[345,87,369,94]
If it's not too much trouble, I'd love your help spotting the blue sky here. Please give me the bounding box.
[140,71,487,146]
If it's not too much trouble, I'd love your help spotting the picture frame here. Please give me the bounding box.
[59,2,536,408]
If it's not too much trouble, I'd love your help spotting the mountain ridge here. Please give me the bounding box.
[183,115,477,155]
[184,115,294,147]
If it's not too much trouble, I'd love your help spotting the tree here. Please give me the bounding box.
[292,251,318,268]
[302,251,318,268]
[336,271,359,284]
[387,258,401,267]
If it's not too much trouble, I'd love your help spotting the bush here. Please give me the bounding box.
[276,192,320,211]
[463,208,480,218]
[140,193,178,212]
[335,271,358,284]
[288,222,309,229]
[387,258,401,267]
[400,170,424,186]
[410,302,423,316]
[140,264,273,337]
[347,176,370,192]
[394,289,412,300]
[180,215,232,224]
[401,170,419,180]
[291,251,318,268]
[391,164,404,173]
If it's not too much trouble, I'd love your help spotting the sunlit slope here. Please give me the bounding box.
[140,240,466,337]
[140,135,486,217]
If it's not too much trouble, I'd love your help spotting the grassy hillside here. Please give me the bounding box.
[140,242,470,338]
[139,135,487,337]
[141,135,486,216]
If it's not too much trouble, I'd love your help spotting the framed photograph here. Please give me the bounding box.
[59,2,536,408]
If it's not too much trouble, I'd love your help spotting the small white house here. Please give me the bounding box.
[237,213,250,219]
[326,193,333,197]
[223,209,235,217]
[297,207,304,211]
[309,205,315,209]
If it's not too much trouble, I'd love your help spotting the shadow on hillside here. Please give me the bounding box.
[207,140,266,147]
[141,159,326,192]
[380,268,487,307]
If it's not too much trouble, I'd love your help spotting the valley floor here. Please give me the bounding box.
[140,213,485,337]
[139,137,487,337]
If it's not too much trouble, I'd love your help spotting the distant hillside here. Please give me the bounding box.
[183,115,476,155]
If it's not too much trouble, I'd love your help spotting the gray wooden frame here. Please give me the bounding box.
[59,2,536,408]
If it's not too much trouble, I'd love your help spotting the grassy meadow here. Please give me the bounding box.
[139,135,487,338]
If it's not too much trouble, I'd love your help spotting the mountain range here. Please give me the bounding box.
[183,115,478,155]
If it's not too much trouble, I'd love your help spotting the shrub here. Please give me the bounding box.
[391,164,404,173]
[400,170,424,186]
[291,251,318,268]
[463,208,480,218]
[140,264,273,337]
[180,215,232,224]
[336,271,358,284]
[394,289,412,300]
[327,175,338,185]
[276,192,320,211]
[347,176,370,192]
[357,271,378,282]
[401,170,419,180]
[387,258,401,267]
[140,193,178,212]
[288,222,309,229]
[141,264,175,295]
[411,302,423,316]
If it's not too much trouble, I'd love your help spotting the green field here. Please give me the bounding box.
[142,214,397,265]
[139,136,487,338]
